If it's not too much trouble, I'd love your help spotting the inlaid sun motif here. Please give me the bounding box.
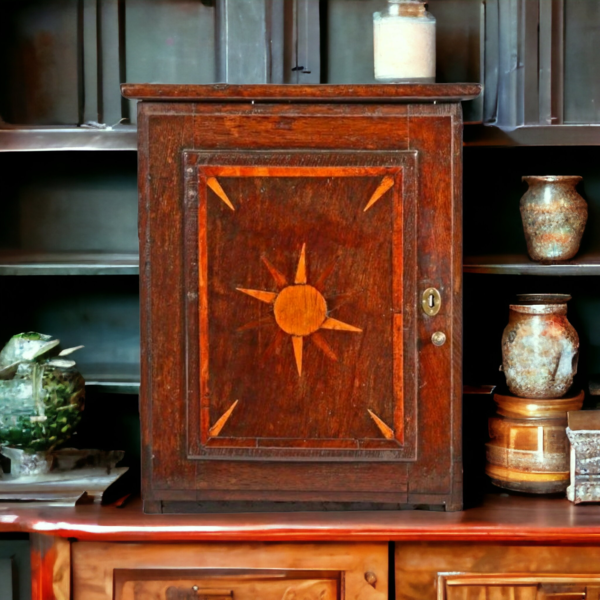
[237,244,362,376]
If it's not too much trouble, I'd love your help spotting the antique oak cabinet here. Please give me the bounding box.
[122,83,480,513]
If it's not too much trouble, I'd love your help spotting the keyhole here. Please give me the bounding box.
[421,287,441,316]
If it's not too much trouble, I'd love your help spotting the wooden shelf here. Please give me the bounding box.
[2,494,600,543]
[6,122,598,151]
[80,363,140,395]
[464,124,600,147]
[0,126,138,152]
[0,252,139,275]
[464,254,600,275]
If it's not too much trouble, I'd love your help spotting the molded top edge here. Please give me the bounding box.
[121,83,482,103]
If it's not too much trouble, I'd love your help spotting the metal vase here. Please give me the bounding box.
[501,294,579,399]
[520,175,587,262]
[487,391,584,494]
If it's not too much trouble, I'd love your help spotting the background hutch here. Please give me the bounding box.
[1,1,600,599]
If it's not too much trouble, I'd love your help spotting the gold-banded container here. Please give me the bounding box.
[486,390,584,494]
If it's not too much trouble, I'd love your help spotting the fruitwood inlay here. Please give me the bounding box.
[209,400,239,437]
[368,409,395,440]
[238,244,362,377]
[364,176,395,212]
[206,177,235,211]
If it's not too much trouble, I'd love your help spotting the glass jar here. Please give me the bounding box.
[373,0,436,82]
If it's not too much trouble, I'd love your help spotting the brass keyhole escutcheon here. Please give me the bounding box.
[422,287,441,316]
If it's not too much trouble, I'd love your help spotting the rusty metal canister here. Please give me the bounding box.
[502,294,579,399]
[520,175,587,262]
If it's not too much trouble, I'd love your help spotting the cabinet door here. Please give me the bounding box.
[139,99,463,510]
[72,541,387,600]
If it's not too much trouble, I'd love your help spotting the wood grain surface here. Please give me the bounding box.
[3,495,600,543]
[185,152,416,459]
[396,543,600,600]
[72,541,387,600]
[30,534,70,600]
[122,83,482,103]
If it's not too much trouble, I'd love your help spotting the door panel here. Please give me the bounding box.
[183,151,418,463]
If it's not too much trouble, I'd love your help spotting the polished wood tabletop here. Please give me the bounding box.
[2,494,600,543]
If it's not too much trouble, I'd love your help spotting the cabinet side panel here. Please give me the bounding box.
[450,104,464,510]
[140,105,197,495]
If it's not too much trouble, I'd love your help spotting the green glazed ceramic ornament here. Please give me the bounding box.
[0,333,85,452]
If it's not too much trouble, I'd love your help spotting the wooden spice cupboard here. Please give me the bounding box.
[122,83,480,513]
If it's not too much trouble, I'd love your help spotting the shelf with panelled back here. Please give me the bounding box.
[2,0,600,508]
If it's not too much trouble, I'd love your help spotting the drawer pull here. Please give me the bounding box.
[364,572,378,588]
[166,587,233,600]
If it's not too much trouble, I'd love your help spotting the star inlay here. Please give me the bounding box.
[237,244,362,376]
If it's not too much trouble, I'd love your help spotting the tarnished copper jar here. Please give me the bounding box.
[502,294,579,399]
[486,390,584,494]
[520,175,587,262]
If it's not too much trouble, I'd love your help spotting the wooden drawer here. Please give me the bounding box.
[440,574,600,600]
[396,543,600,600]
[72,541,388,600]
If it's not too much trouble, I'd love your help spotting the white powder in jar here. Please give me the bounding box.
[373,12,436,81]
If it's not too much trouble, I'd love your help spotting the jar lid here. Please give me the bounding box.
[515,293,571,305]
[387,0,428,17]
[522,175,582,184]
